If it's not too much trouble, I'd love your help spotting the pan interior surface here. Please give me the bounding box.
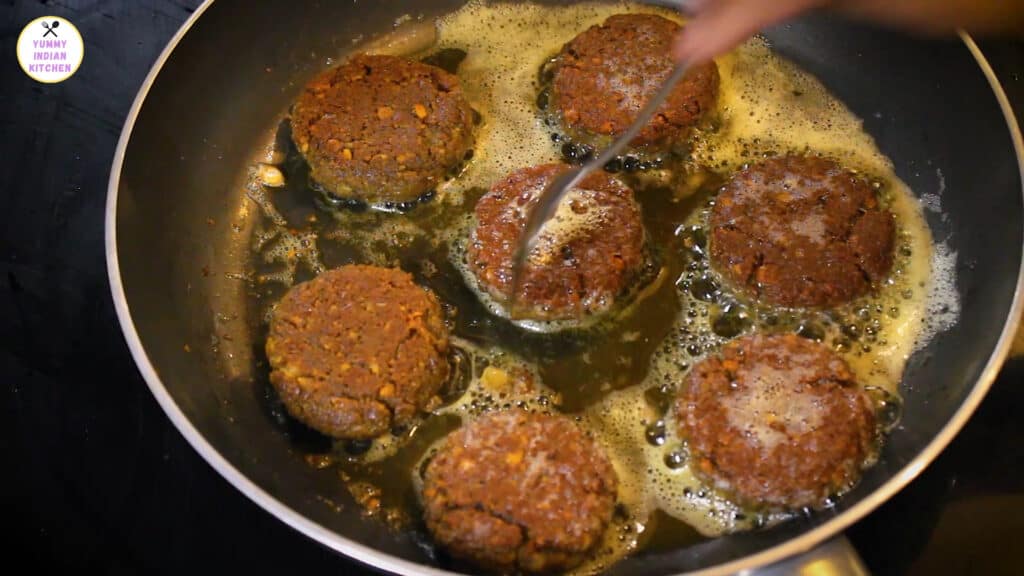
[108,1,1024,574]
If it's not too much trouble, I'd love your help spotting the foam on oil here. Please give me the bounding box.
[696,37,956,392]
[242,1,960,571]
[433,1,659,199]
[432,0,957,551]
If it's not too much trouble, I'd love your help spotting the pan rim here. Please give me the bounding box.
[104,2,1024,574]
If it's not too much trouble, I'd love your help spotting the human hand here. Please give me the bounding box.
[673,0,1024,64]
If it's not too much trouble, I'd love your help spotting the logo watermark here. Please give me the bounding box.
[17,16,84,84]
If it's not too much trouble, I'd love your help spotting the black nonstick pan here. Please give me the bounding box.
[106,1,1024,574]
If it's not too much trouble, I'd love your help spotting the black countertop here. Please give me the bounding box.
[2,1,1023,574]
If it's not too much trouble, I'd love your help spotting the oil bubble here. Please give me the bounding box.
[841,323,861,341]
[536,86,551,110]
[797,322,825,341]
[865,385,903,433]
[420,47,468,74]
[645,420,667,446]
[712,303,750,338]
[664,449,687,469]
[440,348,472,405]
[644,384,676,416]
[689,276,719,302]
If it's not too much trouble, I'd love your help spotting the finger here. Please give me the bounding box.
[674,0,714,15]
[673,0,825,63]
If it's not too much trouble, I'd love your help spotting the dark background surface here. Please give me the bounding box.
[2,1,1023,574]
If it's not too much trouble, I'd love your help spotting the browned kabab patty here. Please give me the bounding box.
[676,334,876,510]
[265,265,450,440]
[422,410,618,573]
[291,54,475,204]
[551,13,719,150]
[468,163,646,323]
[709,155,896,308]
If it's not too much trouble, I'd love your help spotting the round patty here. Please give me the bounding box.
[709,156,896,308]
[291,54,475,204]
[468,163,646,322]
[676,334,876,509]
[422,410,618,573]
[266,265,450,440]
[551,13,719,150]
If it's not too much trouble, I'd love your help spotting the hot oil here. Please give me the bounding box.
[427,1,648,201]
[239,1,960,573]
[694,38,957,395]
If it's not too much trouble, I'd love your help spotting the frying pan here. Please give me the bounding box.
[105,1,1024,574]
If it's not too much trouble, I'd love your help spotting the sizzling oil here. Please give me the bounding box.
[239,1,959,573]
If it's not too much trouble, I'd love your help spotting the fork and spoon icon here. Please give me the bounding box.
[42,20,59,38]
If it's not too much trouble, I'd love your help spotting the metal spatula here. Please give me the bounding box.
[506,60,692,318]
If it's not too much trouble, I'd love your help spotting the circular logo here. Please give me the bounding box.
[16,16,84,84]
